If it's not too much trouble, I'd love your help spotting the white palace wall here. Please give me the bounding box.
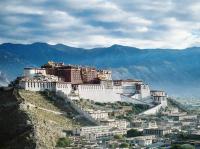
[19,81,71,95]
[20,80,151,103]
[140,84,151,99]
[77,83,144,103]
[77,84,122,102]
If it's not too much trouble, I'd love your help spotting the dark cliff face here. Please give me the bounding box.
[0,43,200,97]
[0,87,36,149]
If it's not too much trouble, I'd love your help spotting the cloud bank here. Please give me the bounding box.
[0,0,200,49]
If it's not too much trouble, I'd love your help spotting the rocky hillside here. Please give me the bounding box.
[0,88,35,149]
[0,88,83,149]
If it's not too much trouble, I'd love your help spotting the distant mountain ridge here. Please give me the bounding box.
[0,42,200,97]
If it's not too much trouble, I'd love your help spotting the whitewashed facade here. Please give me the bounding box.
[86,109,109,120]
[73,125,127,140]
[77,80,151,103]
[19,80,72,95]
[100,119,128,129]
[24,68,46,77]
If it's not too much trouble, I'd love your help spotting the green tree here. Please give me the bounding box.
[109,143,118,149]
[127,129,142,138]
[179,132,189,140]
[170,144,195,149]
[114,134,123,140]
[180,144,195,149]
[170,144,181,149]
[119,143,129,148]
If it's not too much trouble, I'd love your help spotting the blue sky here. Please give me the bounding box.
[0,0,200,49]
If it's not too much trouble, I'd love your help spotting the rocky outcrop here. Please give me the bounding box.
[0,87,36,149]
[0,88,81,149]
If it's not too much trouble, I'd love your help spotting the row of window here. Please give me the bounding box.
[27,82,54,88]
[144,129,164,135]
[57,84,69,88]
[79,86,104,90]
[27,82,69,89]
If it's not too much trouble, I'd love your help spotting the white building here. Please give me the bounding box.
[77,80,151,103]
[126,135,155,147]
[18,65,169,116]
[167,113,197,121]
[73,126,111,136]
[144,121,158,129]
[131,119,144,129]
[97,70,112,80]
[138,90,168,115]
[150,90,167,106]
[85,109,109,120]
[73,125,127,140]
[19,76,154,104]
[19,79,71,95]
[143,127,171,136]
[135,83,151,99]
[100,119,128,129]
[24,67,46,77]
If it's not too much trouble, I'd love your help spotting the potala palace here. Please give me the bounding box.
[18,61,168,115]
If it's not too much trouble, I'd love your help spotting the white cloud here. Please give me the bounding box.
[2,3,44,15]
[0,0,199,49]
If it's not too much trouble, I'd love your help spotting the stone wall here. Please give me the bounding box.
[139,100,168,115]
[19,80,152,104]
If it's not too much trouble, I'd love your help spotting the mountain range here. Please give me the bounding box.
[0,42,200,98]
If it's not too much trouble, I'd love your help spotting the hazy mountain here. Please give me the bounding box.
[0,42,200,97]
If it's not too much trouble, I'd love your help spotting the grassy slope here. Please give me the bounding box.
[18,89,80,148]
[0,88,82,149]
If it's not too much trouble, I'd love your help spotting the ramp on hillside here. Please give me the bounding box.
[119,93,154,107]
[51,91,99,126]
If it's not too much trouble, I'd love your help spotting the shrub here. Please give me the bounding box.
[56,137,71,147]
[109,143,118,149]
[95,102,105,106]
[114,134,123,139]
[170,144,195,149]
[170,144,181,149]
[119,143,129,148]
[180,144,195,149]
